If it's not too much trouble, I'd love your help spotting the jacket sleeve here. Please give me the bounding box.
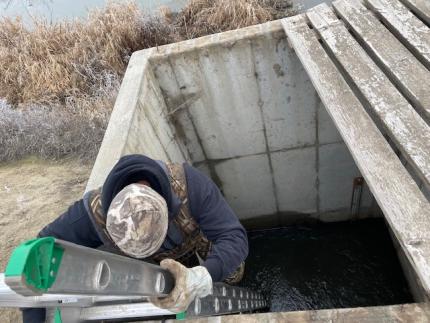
[185,165,249,282]
[37,198,102,247]
[22,198,102,323]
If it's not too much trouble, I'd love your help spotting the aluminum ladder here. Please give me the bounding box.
[0,237,267,322]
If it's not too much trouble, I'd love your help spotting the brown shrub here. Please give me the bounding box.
[0,98,111,162]
[0,0,295,162]
[0,0,294,109]
[0,2,177,108]
[176,0,294,39]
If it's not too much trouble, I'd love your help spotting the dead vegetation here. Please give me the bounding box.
[0,0,295,163]
[0,99,110,162]
[176,0,294,38]
[0,2,176,106]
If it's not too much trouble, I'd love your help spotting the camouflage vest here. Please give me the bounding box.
[86,162,212,266]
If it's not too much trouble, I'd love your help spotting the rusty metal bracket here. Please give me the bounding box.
[350,177,364,219]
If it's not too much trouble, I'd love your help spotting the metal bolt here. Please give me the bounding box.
[50,270,55,277]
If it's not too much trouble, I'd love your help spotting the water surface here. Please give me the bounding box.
[0,0,187,23]
[240,218,412,312]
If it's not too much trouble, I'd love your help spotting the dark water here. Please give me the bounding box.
[240,218,413,312]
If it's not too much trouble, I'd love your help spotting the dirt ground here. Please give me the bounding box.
[0,158,92,322]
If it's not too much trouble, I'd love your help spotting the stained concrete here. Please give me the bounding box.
[86,20,375,224]
[83,8,430,322]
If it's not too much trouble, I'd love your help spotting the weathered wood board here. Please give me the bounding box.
[188,303,430,323]
[366,0,430,69]
[333,0,430,122]
[306,3,430,189]
[282,14,430,297]
[399,0,430,25]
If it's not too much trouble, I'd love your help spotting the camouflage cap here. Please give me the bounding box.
[106,183,168,258]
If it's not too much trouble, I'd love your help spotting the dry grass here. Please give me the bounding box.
[0,98,110,162]
[176,0,294,38]
[0,2,177,107]
[0,0,295,162]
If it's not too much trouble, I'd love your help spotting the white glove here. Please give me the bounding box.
[150,259,213,313]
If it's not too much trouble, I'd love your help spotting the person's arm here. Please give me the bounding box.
[38,198,102,246]
[185,165,249,282]
[22,197,102,323]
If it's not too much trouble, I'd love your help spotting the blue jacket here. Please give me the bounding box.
[22,155,248,323]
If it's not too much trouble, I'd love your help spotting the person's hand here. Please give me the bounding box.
[150,259,212,313]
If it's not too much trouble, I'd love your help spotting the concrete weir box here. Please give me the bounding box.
[85,18,428,320]
[86,20,375,225]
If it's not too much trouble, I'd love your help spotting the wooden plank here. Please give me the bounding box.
[399,0,430,25]
[306,4,430,189]
[333,0,430,121]
[366,0,430,69]
[188,303,430,323]
[282,14,430,296]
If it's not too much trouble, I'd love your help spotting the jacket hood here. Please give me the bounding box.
[101,154,172,215]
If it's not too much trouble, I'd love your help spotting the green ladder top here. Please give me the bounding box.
[5,237,64,293]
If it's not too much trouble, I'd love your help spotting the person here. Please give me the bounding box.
[22,154,248,322]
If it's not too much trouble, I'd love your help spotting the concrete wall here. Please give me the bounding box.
[86,20,374,225]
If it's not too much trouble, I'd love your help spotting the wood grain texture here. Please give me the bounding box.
[399,0,430,25]
[282,14,430,296]
[366,0,430,69]
[187,303,430,323]
[333,0,430,121]
[307,3,430,189]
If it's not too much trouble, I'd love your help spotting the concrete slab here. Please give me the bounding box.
[188,42,266,159]
[152,60,206,163]
[318,143,361,212]
[89,20,374,226]
[253,32,317,151]
[272,147,317,214]
[138,68,187,163]
[214,154,277,219]
[318,99,342,145]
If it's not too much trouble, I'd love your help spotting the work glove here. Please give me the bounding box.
[150,259,213,313]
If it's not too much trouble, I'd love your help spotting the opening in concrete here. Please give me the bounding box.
[240,218,413,312]
[86,19,424,316]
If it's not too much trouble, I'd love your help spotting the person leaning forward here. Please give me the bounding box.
[22,154,249,323]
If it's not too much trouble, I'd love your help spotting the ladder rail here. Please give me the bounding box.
[0,273,146,308]
[5,239,174,297]
[2,238,268,321]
